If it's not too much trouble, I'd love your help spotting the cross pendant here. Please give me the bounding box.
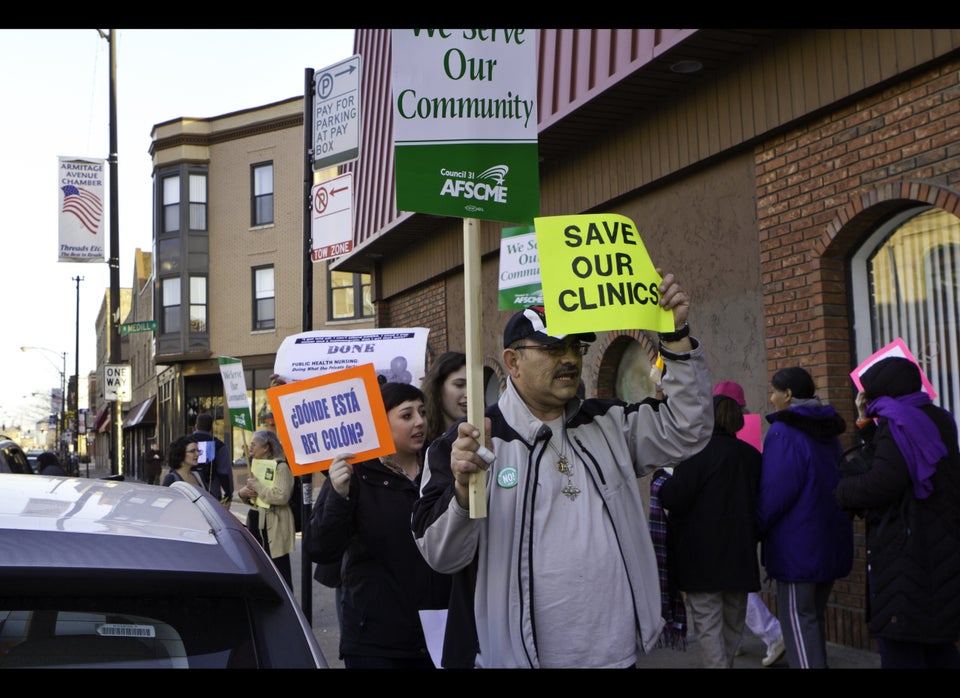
[562,480,581,501]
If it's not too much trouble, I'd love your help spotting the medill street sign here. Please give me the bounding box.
[119,320,157,335]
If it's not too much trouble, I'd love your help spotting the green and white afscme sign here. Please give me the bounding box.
[218,356,253,431]
[391,29,540,224]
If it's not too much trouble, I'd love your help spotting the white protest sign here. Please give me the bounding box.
[274,328,429,387]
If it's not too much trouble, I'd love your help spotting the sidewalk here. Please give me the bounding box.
[636,632,880,669]
[238,497,885,670]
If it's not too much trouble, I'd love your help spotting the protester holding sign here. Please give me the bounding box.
[237,429,295,589]
[306,382,452,668]
[835,357,960,669]
[412,272,714,668]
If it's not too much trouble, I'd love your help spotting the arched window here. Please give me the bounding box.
[613,338,660,403]
[851,207,960,421]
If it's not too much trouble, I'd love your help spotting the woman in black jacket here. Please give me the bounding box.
[306,382,451,668]
[835,356,960,669]
[658,391,762,668]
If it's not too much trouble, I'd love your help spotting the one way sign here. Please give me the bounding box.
[104,364,131,402]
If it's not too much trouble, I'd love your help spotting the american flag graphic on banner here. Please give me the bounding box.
[60,185,103,235]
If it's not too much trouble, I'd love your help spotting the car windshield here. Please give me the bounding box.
[0,596,256,668]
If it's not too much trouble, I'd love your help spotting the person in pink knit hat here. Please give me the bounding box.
[713,381,786,667]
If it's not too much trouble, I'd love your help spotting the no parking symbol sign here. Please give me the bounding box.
[310,172,353,262]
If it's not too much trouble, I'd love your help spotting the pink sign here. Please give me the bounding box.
[850,338,937,399]
[736,413,763,452]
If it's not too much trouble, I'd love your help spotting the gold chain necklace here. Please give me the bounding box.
[545,427,580,501]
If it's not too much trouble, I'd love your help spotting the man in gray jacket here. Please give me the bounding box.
[412,272,713,668]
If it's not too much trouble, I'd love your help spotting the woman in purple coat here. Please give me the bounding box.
[757,367,852,669]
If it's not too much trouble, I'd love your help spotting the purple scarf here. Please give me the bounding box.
[866,391,947,500]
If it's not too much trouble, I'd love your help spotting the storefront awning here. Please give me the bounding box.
[122,396,156,429]
[93,405,111,433]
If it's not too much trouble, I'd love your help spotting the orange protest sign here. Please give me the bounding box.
[267,363,394,476]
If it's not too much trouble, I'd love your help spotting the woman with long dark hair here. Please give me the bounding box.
[421,351,467,448]
[306,382,451,668]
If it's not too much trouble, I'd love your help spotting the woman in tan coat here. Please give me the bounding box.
[238,429,295,588]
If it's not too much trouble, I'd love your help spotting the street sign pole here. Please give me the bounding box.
[299,53,363,624]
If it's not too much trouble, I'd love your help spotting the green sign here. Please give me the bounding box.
[391,29,540,224]
[218,356,253,431]
[119,320,157,335]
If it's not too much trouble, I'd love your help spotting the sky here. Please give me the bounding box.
[0,28,356,429]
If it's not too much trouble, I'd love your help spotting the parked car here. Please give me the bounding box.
[0,474,328,668]
[0,438,33,475]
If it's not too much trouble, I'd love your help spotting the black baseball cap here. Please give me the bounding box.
[503,305,596,348]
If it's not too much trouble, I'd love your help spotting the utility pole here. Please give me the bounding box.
[73,275,84,475]
[300,67,315,624]
[99,28,122,475]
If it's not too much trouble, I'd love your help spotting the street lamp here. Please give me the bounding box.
[20,346,67,459]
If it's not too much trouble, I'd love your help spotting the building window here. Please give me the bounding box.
[190,276,207,333]
[251,163,274,226]
[162,176,180,233]
[253,266,275,330]
[852,206,960,420]
[328,270,374,320]
[189,174,207,231]
[161,278,180,333]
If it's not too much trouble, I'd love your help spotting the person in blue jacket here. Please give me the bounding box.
[757,366,852,669]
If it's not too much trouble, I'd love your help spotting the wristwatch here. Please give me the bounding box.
[658,322,690,342]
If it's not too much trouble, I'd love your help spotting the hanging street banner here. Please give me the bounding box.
[498,224,542,309]
[218,356,253,431]
[311,172,354,262]
[312,54,361,170]
[391,29,540,224]
[534,213,675,336]
[58,156,106,262]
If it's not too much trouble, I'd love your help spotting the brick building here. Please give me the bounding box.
[329,29,960,651]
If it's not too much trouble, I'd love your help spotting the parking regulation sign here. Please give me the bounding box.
[311,172,353,262]
[312,55,361,170]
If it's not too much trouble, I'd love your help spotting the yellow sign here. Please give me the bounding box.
[534,213,674,335]
[249,459,277,509]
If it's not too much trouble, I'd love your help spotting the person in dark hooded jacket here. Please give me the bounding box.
[658,391,762,668]
[36,451,66,477]
[757,367,852,669]
[835,356,960,669]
